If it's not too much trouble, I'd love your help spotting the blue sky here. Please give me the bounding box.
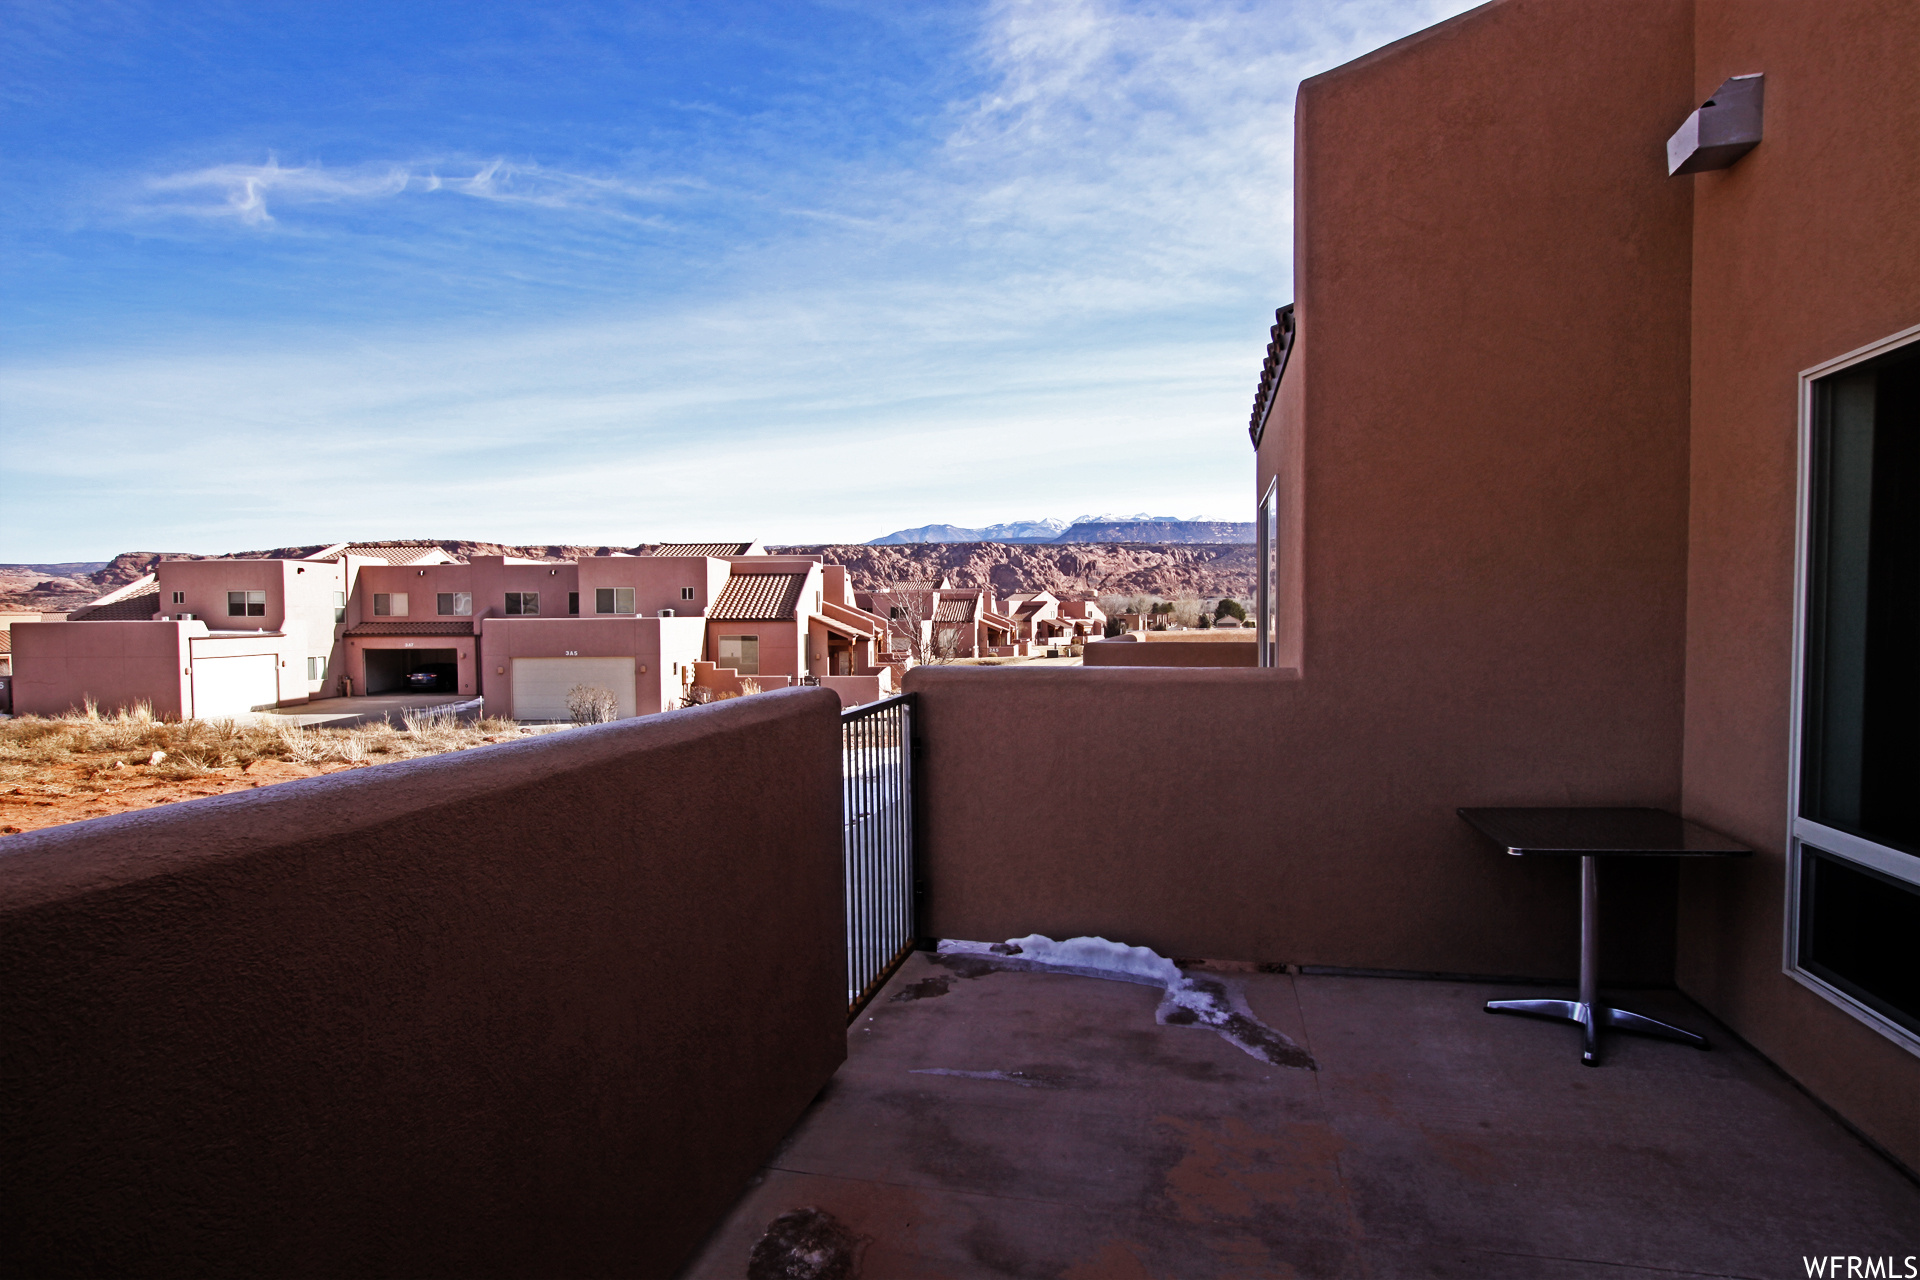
[1,0,1474,560]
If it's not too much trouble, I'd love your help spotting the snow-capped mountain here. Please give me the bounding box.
[866,515,1251,545]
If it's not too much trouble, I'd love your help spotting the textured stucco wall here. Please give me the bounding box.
[1081,639,1259,668]
[10,619,195,718]
[908,666,1678,984]
[0,688,846,1277]
[1018,0,1694,974]
[1678,0,1920,1173]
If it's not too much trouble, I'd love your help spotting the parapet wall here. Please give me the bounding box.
[1082,638,1258,667]
[907,665,1678,985]
[0,687,846,1277]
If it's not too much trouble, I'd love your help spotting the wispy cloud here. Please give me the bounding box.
[3,0,1481,558]
[139,155,682,225]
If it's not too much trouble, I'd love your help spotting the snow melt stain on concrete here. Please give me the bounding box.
[933,936,1317,1071]
[909,1067,1077,1089]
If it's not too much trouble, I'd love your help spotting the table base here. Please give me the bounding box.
[1486,997,1708,1066]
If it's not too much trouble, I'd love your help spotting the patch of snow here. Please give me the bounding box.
[1004,934,1182,985]
[934,935,1316,1071]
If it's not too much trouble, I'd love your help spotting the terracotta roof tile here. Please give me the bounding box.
[654,542,755,557]
[318,543,452,565]
[69,583,160,621]
[1249,303,1295,448]
[709,572,807,621]
[344,621,475,637]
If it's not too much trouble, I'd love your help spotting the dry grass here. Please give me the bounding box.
[0,704,549,783]
[0,703,564,832]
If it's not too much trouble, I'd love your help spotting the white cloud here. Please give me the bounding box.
[138,155,681,225]
[4,0,1482,558]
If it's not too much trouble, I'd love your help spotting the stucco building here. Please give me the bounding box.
[11,542,896,720]
[1242,0,1920,1184]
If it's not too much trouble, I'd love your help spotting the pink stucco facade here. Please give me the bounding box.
[11,621,300,719]
[17,543,895,722]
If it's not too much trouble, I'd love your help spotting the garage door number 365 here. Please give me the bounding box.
[564,651,578,656]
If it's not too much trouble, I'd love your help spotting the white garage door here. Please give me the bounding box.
[191,654,280,718]
[511,657,637,722]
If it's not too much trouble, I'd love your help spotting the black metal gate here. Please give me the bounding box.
[842,692,919,1018]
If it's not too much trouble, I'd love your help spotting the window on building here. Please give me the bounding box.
[595,587,635,614]
[437,592,473,616]
[372,593,408,617]
[681,586,696,600]
[1257,480,1278,668]
[569,592,579,615]
[889,606,902,619]
[1794,331,1920,1045]
[332,591,346,624]
[505,592,539,616]
[171,591,185,605]
[227,590,266,618]
[716,635,760,675]
[307,656,323,681]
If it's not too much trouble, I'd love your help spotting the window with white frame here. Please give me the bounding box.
[681,586,695,600]
[716,635,759,675]
[307,656,323,681]
[1792,326,1920,1047]
[227,590,266,618]
[332,591,346,623]
[595,587,635,614]
[171,591,185,605]
[505,592,538,615]
[437,592,473,616]
[1256,480,1278,667]
[372,592,408,617]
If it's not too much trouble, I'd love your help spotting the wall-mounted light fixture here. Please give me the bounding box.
[1668,74,1763,175]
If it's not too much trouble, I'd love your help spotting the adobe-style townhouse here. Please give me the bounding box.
[854,580,1105,659]
[10,541,896,719]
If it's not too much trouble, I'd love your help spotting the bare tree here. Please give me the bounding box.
[874,580,951,666]
[566,684,619,724]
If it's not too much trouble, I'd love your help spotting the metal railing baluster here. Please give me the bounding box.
[841,693,918,1020]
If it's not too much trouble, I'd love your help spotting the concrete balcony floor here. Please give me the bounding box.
[682,952,1918,1279]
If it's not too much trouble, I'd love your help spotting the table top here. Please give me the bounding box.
[1457,807,1752,857]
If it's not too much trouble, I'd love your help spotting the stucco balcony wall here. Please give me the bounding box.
[1081,637,1259,667]
[0,688,846,1279]
[905,665,1680,986]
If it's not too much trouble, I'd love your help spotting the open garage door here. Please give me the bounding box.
[365,647,459,694]
[510,657,636,722]
[191,654,280,718]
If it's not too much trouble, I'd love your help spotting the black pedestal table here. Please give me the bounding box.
[1457,807,1751,1066]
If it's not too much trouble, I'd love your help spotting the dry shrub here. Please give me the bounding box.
[0,703,543,797]
[566,684,619,725]
[738,677,762,696]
